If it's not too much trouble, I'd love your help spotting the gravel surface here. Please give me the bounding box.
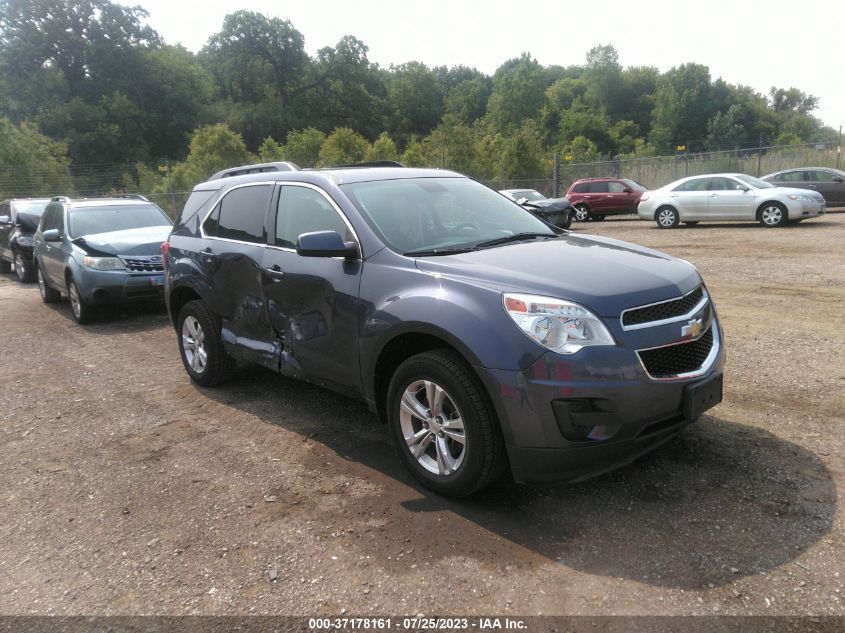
[0,213,843,616]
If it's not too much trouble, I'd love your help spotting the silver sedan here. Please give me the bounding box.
[637,173,826,228]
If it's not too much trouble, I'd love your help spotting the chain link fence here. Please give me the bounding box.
[0,140,841,218]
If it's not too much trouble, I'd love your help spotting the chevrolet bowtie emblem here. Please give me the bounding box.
[681,318,703,338]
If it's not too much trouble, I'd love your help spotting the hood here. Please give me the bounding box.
[73,225,171,256]
[415,234,700,317]
[765,186,824,199]
[522,197,571,212]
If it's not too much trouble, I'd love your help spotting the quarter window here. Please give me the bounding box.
[204,185,272,244]
[275,186,350,249]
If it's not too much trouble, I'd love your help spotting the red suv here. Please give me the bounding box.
[565,178,648,222]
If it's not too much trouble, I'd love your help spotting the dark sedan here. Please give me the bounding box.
[762,167,845,206]
[499,189,572,229]
[0,198,50,282]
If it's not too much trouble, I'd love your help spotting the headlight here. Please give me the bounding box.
[82,256,125,271]
[787,194,808,201]
[503,293,615,354]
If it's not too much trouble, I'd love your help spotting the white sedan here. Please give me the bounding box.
[637,173,826,228]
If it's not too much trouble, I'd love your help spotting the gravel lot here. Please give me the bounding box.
[0,213,843,617]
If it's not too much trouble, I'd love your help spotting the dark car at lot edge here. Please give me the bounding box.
[498,189,572,229]
[33,196,173,323]
[761,167,845,207]
[163,164,725,497]
[566,177,648,222]
[0,198,50,282]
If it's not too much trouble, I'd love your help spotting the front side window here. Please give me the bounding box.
[778,171,808,182]
[68,204,170,237]
[204,185,272,244]
[811,170,841,182]
[608,182,626,193]
[342,177,553,254]
[275,186,350,249]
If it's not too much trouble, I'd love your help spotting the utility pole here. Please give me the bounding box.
[552,153,559,198]
[685,141,690,177]
[757,132,764,177]
[837,126,842,170]
[167,159,176,217]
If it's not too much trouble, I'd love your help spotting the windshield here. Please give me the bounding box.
[510,190,546,201]
[12,201,49,217]
[735,174,774,189]
[342,177,554,254]
[620,179,648,192]
[68,204,172,237]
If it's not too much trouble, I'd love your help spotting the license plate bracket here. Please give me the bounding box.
[683,373,723,420]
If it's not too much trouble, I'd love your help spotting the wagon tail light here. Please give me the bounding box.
[161,240,170,271]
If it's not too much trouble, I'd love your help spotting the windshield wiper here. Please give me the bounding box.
[474,232,557,249]
[403,246,477,257]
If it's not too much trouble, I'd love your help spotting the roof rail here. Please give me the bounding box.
[209,161,300,181]
[111,193,150,202]
[325,161,406,169]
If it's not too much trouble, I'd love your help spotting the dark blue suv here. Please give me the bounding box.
[163,163,724,496]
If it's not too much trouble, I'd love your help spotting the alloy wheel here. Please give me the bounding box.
[15,254,25,281]
[658,209,677,227]
[399,379,466,476]
[37,268,47,298]
[69,282,82,319]
[181,316,208,374]
[574,206,590,221]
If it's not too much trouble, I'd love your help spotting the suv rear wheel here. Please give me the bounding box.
[177,300,236,386]
[37,264,60,303]
[573,204,591,222]
[387,350,505,497]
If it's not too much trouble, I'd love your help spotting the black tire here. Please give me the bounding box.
[573,204,591,222]
[758,202,788,227]
[0,259,10,273]
[684,221,699,226]
[14,251,35,282]
[655,206,680,229]
[177,299,236,387]
[557,213,572,230]
[386,349,505,497]
[67,278,97,324]
[36,263,60,303]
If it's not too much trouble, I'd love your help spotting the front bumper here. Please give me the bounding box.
[73,268,165,304]
[476,310,726,484]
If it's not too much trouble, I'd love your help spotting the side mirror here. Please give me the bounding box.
[296,230,358,258]
[42,228,62,242]
[737,185,750,192]
[0,215,10,224]
[623,188,632,193]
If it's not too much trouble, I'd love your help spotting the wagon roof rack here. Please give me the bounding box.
[112,193,150,201]
[209,161,301,181]
[324,161,406,169]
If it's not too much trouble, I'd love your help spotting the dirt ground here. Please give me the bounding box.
[0,213,843,617]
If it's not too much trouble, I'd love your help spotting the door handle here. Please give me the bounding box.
[264,264,284,278]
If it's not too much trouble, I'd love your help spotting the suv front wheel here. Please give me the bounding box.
[387,350,505,497]
[177,300,236,386]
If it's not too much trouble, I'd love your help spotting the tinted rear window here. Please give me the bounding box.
[572,183,589,193]
[589,182,609,193]
[178,189,218,226]
[214,184,272,244]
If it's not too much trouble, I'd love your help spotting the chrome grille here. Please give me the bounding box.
[120,255,164,272]
[622,286,705,327]
[637,327,714,379]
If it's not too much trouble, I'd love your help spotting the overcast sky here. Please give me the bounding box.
[137,0,843,132]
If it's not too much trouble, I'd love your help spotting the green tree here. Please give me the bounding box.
[387,62,444,141]
[365,132,400,162]
[444,77,490,126]
[0,117,70,197]
[318,128,370,166]
[257,136,286,162]
[499,121,547,179]
[401,138,427,167]
[421,118,476,173]
[649,63,714,152]
[486,53,548,133]
[284,128,326,167]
